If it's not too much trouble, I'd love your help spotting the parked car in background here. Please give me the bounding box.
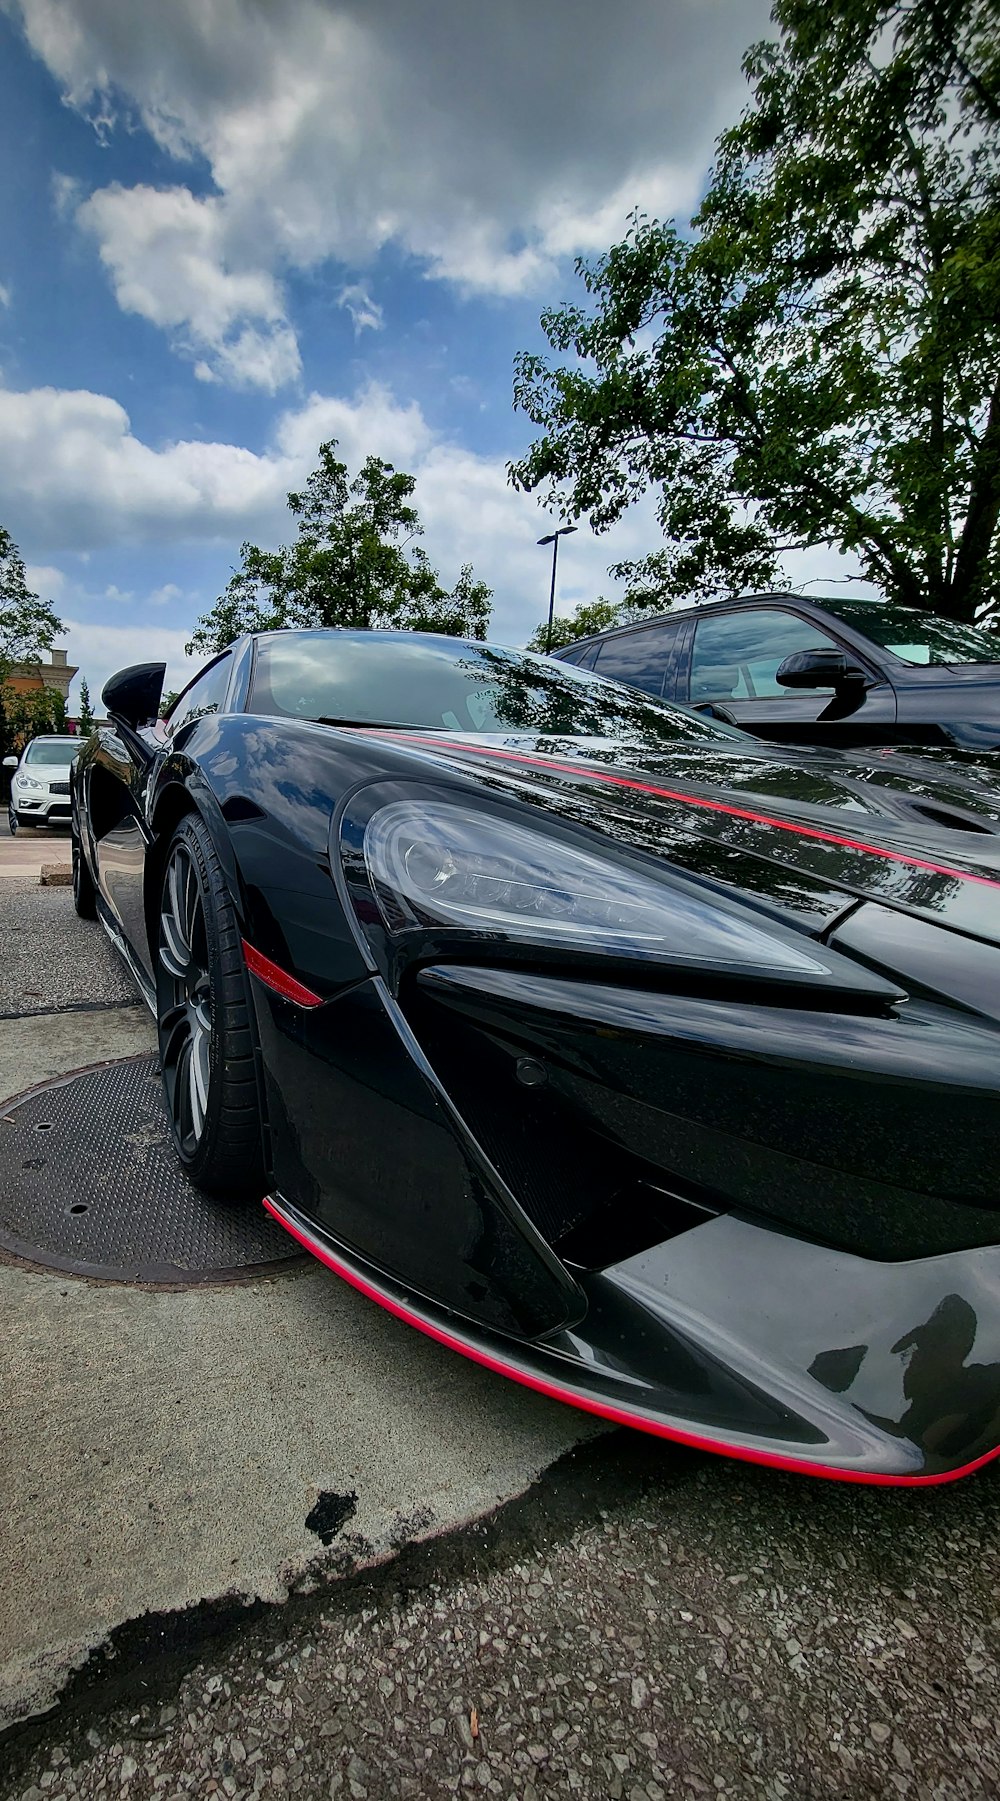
[4,734,79,831]
[555,593,1000,753]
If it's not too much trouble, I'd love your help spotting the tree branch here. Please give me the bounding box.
[950,375,1000,619]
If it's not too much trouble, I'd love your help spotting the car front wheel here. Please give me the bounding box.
[155,813,266,1199]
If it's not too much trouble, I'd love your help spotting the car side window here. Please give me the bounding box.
[558,641,601,671]
[592,627,675,698]
[167,654,233,735]
[690,610,842,702]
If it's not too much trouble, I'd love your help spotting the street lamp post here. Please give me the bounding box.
[537,525,577,653]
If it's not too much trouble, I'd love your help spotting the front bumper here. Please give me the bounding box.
[265,1189,1000,1483]
[12,789,71,822]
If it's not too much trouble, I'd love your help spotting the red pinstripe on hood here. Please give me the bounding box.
[366,731,1000,894]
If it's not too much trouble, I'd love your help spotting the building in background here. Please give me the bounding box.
[5,647,78,703]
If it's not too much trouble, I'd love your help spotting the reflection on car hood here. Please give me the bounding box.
[364,729,1000,945]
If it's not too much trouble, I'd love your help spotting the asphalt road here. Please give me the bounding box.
[2,831,1000,1797]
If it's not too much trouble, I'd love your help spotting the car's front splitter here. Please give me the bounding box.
[263,1192,1000,1486]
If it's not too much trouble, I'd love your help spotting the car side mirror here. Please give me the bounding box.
[2,755,17,769]
[776,647,866,690]
[102,662,166,731]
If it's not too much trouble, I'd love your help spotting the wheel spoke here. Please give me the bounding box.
[159,1003,189,1066]
[159,918,188,980]
[189,1025,210,1138]
[156,836,216,1157]
[174,1035,194,1141]
[160,849,195,978]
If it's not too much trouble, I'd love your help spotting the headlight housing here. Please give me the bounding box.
[354,798,892,997]
[14,774,42,791]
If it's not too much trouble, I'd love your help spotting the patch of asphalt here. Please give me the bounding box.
[3,1438,1000,1801]
[0,880,136,1015]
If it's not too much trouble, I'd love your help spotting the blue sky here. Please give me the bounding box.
[0,0,848,706]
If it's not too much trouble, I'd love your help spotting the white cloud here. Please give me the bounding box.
[6,0,771,377]
[0,373,666,644]
[24,562,66,599]
[51,170,83,219]
[338,283,383,336]
[64,618,198,707]
[77,184,301,391]
[2,374,877,652]
[273,383,433,470]
[0,381,294,548]
[0,280,11,309]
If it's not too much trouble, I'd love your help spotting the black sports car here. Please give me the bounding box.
[73,630,1000,1485]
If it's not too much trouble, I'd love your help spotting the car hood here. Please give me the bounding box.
[895,661,1000,689]
[364,729,1000,945]
[17,763,73,781]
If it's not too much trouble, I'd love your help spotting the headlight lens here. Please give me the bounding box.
[15,775,43,790]
[363,800,830,972]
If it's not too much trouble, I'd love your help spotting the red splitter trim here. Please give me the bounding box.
[263,1195,1000,1488]
[376,733,1000,893]
[242,940,324,1008]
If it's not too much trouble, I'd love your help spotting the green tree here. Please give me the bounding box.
[190,441,493,654]
[7,686,67,747]
[511,0,1000,623]
[524,597,630,653]
[77,677,95,737]
[0,526,64,680]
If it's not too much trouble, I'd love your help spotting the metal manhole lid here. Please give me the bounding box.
[0,1055,305,1285]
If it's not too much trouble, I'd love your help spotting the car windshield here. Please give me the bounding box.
[822,600,1000,666]
[250,631,745,746]
[23,738,76,765]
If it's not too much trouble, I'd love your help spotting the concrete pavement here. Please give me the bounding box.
[0,839,601,1733]
[0,813,71,880]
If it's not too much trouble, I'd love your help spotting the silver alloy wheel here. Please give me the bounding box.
[158,841,213,1154]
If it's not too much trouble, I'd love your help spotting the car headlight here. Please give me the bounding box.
[15,775,43,791]
[361,799,832,974]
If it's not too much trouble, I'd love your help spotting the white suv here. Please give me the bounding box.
[4,735,79,831]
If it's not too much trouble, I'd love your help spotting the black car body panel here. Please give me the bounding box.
[73,631,1000,1483]
[556,593,1000,753]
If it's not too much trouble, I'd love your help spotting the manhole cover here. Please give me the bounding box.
[0,1055,305,1284]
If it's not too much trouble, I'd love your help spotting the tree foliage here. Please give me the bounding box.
[524,597,631,652]
[511,0,1000,623]
[77,677,95,737]
[0,685,67,766]
[0,526,64,680]
[190,442,493,654]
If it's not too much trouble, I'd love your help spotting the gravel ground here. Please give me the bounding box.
[0,878,137,1017]
[4,1435,1000,1801]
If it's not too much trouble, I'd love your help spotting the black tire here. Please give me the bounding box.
[72,826,98,918]
[155,812,266,1200]
[7,809,16,835]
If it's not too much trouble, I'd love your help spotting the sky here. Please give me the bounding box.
[0,0,867,707]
